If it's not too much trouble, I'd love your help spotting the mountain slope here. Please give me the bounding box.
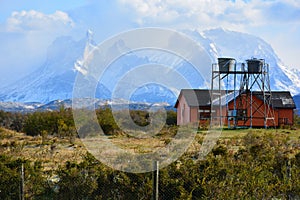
[0,31,111,103]
[0,36,83,102]
[0,28,300,104]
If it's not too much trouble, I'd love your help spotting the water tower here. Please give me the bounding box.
[210,57,275,128]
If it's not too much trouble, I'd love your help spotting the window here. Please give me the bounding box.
[228,109,247,120]
[228,110,237,121]
[199,109,211,120]
[279,118,289,125]
[237,109,247,120]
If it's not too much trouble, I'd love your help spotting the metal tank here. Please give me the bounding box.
[246,59,263,73]
[218,58,235,73]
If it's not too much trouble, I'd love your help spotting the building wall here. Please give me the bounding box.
[176,95,191,125]
[190,107,199,124]
[277,108,294,125]
[225,95,294,127]
[227,95,278,127]
[176,92,294,127]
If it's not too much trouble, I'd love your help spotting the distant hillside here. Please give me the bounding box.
[0,99,175,112]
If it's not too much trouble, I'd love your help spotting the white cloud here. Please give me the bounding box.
[119,0,300,29]
[0,10,77,86]
[6,10,74,32]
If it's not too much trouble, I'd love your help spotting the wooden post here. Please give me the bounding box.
[286,159,292,200]
[152,161,159,200]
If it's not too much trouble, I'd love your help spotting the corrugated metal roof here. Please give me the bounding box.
[253,91,296,109]
[178,89,210,107]
[211,91,240,106]
[175,89,296,109]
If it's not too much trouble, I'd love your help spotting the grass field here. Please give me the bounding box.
[219,128,300,139]
[1,126,299,167]
[0,127,87,170]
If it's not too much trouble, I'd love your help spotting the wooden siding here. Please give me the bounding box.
[176,95,190,125]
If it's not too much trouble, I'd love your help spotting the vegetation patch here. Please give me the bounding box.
[1,108,300,199]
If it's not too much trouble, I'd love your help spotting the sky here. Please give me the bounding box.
[0,0,300,86]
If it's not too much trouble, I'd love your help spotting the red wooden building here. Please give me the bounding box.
[175,89,296,128]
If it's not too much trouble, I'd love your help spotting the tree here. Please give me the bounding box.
[96,107,119,135]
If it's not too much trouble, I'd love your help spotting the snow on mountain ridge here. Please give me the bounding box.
[0,28,300,104]
[198,28,300,95]
[0,32,88,102]
[278,63,300,93]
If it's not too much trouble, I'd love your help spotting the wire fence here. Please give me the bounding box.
[2,154,300,200]
[1,131,300,199]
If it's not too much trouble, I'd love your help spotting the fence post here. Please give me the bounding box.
[20,163,24,200]
[152,161,159,200]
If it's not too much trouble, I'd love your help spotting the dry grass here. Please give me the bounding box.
[1,126,299,170]
[112,136,165,153]
[0,128,87,171]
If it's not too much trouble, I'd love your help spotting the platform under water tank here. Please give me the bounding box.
[246,59,263,73]
[218,58,235,73]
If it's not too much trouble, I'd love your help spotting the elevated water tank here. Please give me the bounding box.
[246,59,263,73]
[218,58,235,73]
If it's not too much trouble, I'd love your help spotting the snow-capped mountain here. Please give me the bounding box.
[0,36,81,102]
[0,30,111,103]
[0,98,174,113]
[196,28,300,95]
[0,28,300,106]
[0,102,43,112]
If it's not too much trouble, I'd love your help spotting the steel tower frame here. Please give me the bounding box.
[210,58,275,128]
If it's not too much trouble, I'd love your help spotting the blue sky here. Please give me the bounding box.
[0,0,300,86]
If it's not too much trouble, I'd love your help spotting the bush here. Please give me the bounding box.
[23,109,75,137]
[0,155,20,199]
